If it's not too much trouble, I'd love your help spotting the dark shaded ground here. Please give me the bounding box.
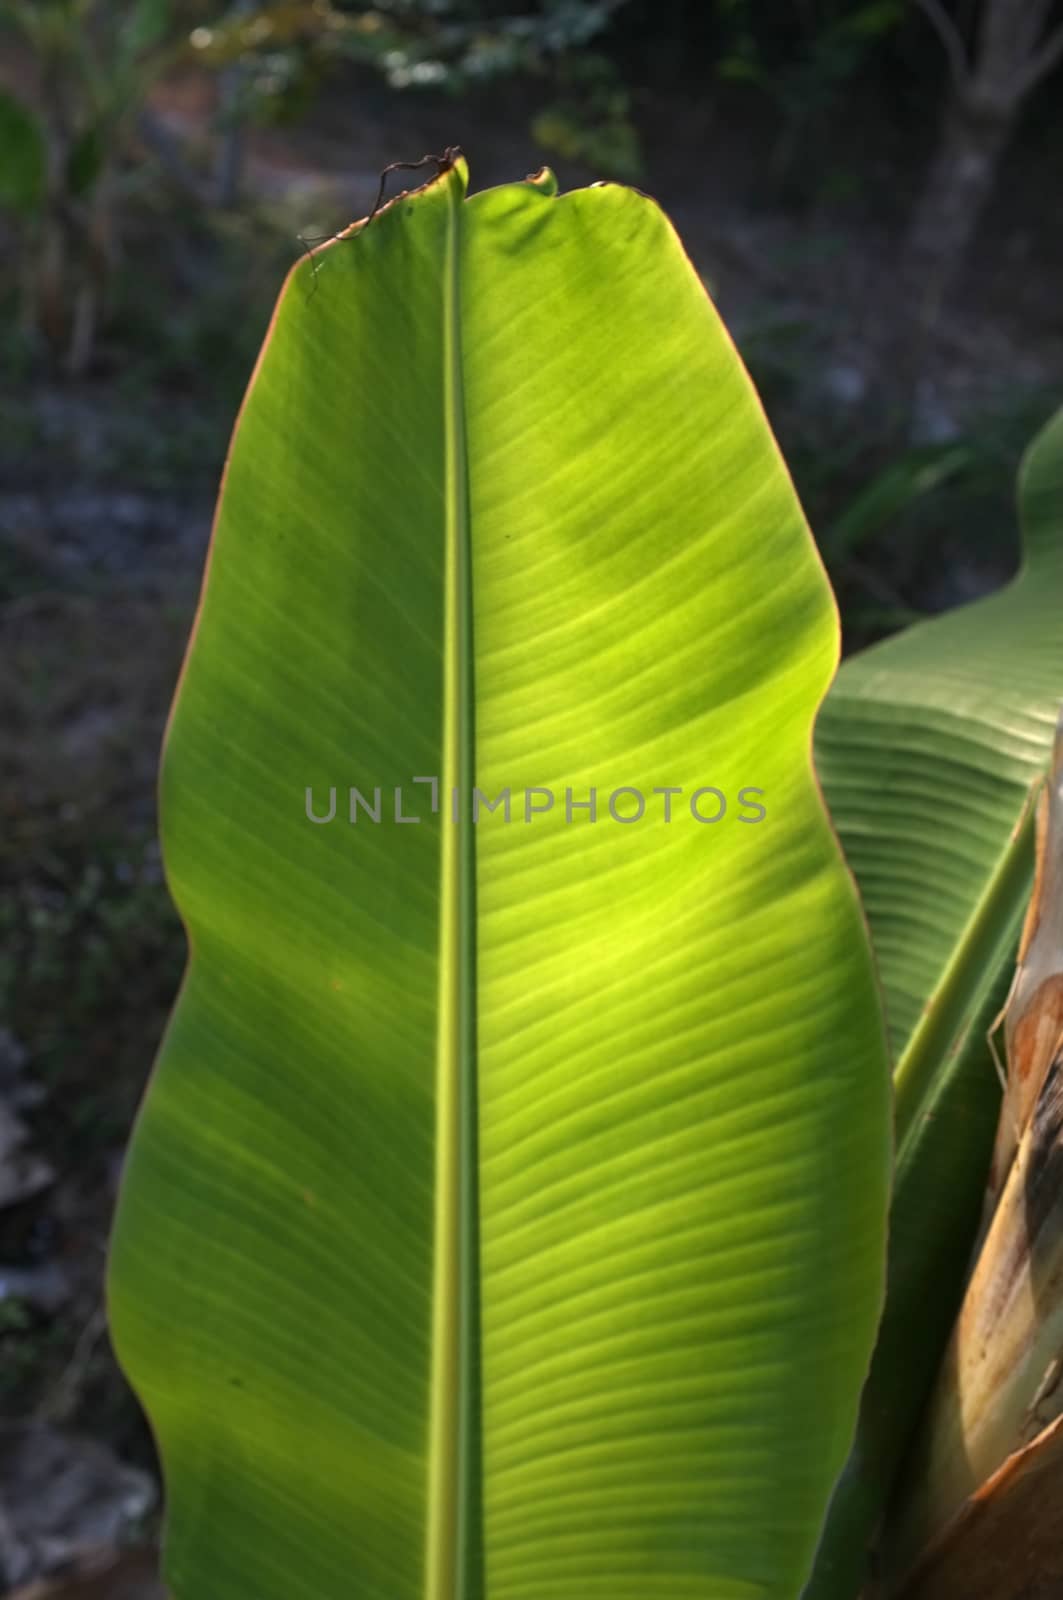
[1,52,1061,1592]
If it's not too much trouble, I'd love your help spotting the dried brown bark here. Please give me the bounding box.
[896,1414,1063,1600]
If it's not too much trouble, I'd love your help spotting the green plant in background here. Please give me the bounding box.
[104,154,1063,1600]
[821,440,977,568]
[530,51,641,180]
[108,156,893,1600]
[185,0,641,189]
[816,390,1063,639]
[327,0,632,90]
[716,0,903,192]
[0,0,337,368]
[0,0,188,371]
[0,0,358,365]
[338,0,644,180]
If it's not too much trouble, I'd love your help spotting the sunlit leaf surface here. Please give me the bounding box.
[109,161,891,1600]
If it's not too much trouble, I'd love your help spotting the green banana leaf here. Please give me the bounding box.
[807,404,1063,1598]
[108,159,891,1600]
[0,87,46,216]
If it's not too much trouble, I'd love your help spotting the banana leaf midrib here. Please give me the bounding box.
[427,158,481,1600]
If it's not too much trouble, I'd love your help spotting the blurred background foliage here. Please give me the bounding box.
[0,1,1061,1589]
